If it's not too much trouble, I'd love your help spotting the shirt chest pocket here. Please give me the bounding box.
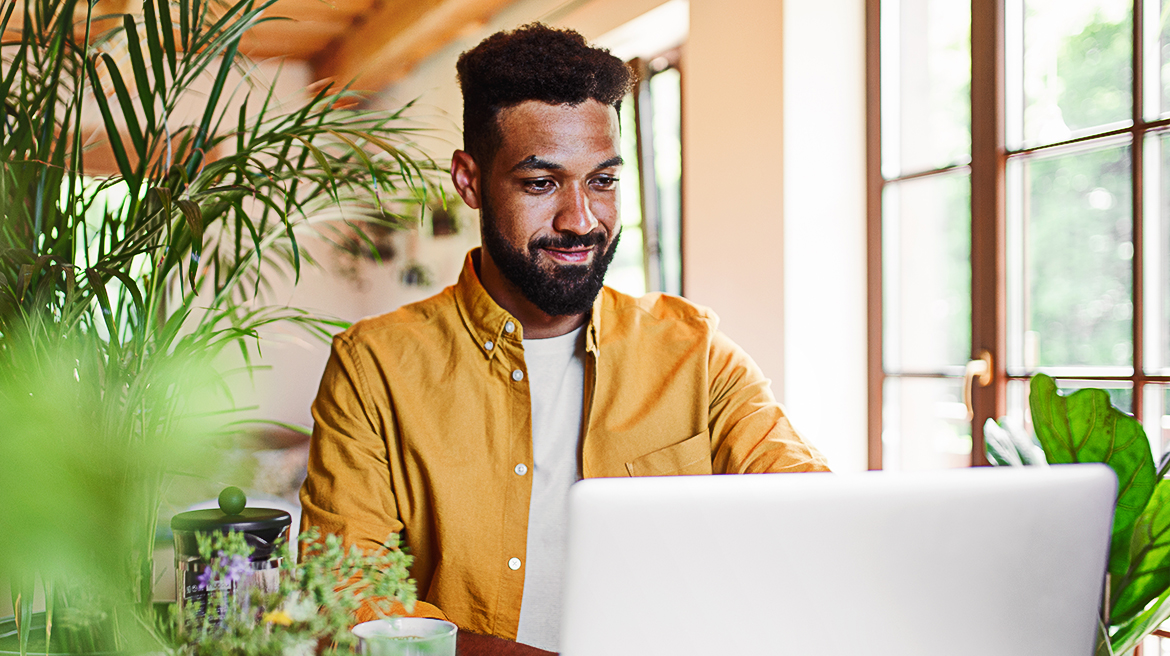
[624,431,714,477]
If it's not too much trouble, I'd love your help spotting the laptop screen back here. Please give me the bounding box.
[560,465,1114,656]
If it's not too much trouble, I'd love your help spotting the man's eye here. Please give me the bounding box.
[592,176,619,190]
[523,179,555,192]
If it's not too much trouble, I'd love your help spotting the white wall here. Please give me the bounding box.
[780,0,868,472]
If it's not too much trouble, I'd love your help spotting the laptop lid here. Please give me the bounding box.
[560,465,1115,656]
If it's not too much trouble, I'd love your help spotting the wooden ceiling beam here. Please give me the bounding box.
[240,19,348,59]
[310,0,516,93]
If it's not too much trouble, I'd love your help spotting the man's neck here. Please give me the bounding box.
[476,249,589,339]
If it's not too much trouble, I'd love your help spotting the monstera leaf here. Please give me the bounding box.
[1029,374,1156,577]
[1111,480,1170,624]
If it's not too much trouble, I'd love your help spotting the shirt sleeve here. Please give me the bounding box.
[299,336,449,622]
[706,330,832,474]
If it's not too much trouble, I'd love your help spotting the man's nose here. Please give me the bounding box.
[553,183,599,235]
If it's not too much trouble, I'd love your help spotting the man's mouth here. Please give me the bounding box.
[541,246,595,264]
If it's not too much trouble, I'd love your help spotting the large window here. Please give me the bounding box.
[871,0,1170,470]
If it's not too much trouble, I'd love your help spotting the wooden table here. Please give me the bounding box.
[456,631,557,656]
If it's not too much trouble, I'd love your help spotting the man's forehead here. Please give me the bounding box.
[494,100,621,169]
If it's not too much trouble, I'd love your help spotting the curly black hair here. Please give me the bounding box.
[456,23,633,170]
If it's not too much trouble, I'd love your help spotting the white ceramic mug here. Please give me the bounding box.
[352,617,458,656]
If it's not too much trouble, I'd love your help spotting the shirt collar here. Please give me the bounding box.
[454,248,603,359]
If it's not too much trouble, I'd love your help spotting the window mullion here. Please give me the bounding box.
[866,0,885,470]
[1131,0,1146,419]
[970,0,1008,465]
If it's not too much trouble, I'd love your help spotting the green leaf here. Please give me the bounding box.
[177,200,204,286]
[100,267,146,320]
[121,14,156,130]
[85,268,121,354]
[87,57,134,179]
[1110,584,1170,654]
[1111,480,1170,622]
[186,38,240,179]
[156,0,178,78]
[984,418,1023,466]
[98,52,145,166]
[13,575,33,656]
[1029,373,1156,576]
[16,263,33,301]
[43,578,53,654]
[1096,615,1114,656]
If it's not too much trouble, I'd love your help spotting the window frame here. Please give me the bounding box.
[627,48,684,296]
[867,0,1170,469]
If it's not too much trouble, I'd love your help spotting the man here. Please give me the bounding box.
[300,23,829,653]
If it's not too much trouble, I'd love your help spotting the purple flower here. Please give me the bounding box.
[225,554,250,584]
[196,566,213,590]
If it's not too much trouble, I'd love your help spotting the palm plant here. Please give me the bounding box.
[0,0,438,650]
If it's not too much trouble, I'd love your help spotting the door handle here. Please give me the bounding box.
[963,349,993,421]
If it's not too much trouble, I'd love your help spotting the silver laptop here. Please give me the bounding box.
[560,465,1115,656]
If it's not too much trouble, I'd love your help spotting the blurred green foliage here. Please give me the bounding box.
[0,0,439,649]
[172,528,416,656]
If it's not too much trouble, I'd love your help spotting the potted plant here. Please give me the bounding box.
[0,0,436,650]
[986,373,1168,655]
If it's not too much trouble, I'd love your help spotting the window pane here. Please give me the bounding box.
[1143,384,1170,459]
[1148,134,1170,374]
[610,94,647,296]
[880,0,971,178]
[1054,379,1133,412]
[1003,377,1136,454]
[1159,0,1170,119]
[883,377,971,470]
[1009,143,1133,370]
[1019,0,1131,147]
[650,68,682,297]
[882,173,971,372]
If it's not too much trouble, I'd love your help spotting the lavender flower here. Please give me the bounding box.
[225,554,250,584]
[196,566,213,590]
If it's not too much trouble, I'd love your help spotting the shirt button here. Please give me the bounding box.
[504,321,515,334]
[514,463,528,476]
[512,369,524,382]
[484,340,494,351]
[508,557,522,570]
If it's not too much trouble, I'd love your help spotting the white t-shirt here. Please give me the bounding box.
[514,325,586,652]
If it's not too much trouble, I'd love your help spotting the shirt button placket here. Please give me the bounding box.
[514,463,528,476]
[511,369,524,382]
[508,557,522,570]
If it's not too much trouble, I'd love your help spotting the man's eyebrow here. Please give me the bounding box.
[511,156,562,172]
[509,155,625,172]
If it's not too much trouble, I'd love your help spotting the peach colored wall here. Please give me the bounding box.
[682,0,787,394]
[684,0,866,471]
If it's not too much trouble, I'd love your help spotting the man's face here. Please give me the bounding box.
[477,99,623,316]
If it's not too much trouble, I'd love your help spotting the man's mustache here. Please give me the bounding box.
[530,230,607,252]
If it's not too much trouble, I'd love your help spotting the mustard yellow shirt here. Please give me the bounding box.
[300,249,830,639]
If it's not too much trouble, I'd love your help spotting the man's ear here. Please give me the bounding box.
[450,150,483,210]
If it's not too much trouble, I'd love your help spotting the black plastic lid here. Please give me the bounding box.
[171,507,291,533]
[171,508,291,560]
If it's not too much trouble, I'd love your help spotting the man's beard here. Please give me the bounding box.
[480,194,620,317]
